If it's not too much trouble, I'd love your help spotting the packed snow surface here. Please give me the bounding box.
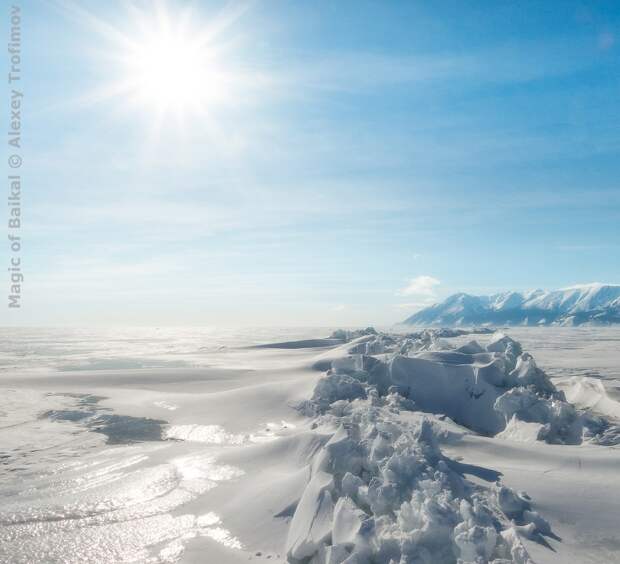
[1,327,619,563]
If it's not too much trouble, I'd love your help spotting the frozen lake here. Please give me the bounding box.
[1,327,619,563]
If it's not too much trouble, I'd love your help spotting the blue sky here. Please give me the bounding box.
[4,0,620,325]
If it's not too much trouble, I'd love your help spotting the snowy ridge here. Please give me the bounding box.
[404,283,620,327]
[285,329,619,564]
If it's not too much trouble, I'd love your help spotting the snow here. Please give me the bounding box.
[1,327,620,563]
[286,470,336,560]
[282,329,620,562]
[286,399,538,563]
[495,417,544,443]
[554,376,620,420]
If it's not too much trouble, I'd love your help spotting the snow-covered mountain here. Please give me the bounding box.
[404,283,620,326]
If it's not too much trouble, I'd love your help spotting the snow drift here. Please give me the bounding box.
[286,329,619,564]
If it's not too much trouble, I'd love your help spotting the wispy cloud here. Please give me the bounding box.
[394,302,434,310]
[397,275,440,297]
[556,244,620,252]
[282,36,602,96]
[395,275,441,314]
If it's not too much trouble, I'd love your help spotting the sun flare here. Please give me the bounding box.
[124,27,223,114]
[71,1,249,125]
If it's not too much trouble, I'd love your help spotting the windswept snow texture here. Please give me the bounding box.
[404,283,620,327]
[288,329,619,564]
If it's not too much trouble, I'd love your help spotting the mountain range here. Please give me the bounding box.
[403,283,620,326]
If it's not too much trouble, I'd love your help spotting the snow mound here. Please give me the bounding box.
[554,376,620,420]
[394,333,586,443]
[288,397,540,563]
[287,329,620,563]
[308,330,616,445]
[286,329,615,563]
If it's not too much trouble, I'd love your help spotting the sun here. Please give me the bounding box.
[123,19,226,115]
[67,1,250,125]
[127,33,206,110]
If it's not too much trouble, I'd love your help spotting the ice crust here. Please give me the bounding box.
[288,329,617,563]
[312,331,590,443]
